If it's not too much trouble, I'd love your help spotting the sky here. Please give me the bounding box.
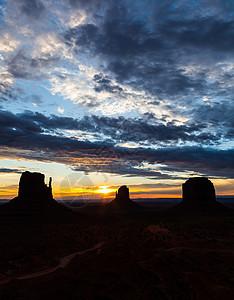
[0,0,234,201]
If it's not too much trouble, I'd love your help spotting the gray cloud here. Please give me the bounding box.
[6,51,59,80]
[1,0,234,182]
[3,110,220,145]
[0,110,233,178]
[60,1,234,144]
[0,168,24,174]
[93,73,123,94]
[17,0,45,19]
[62,2,234,107]
[0,83,22,103]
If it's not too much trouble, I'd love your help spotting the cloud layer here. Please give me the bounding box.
[0,0,233,185]
[0,110,233,179]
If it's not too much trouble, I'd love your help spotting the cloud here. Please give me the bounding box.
[61,1,234,118]
[78,115,219,145]
[65,0,109,11]
[1,110,220,145]
[6,50,59,80]
[0,109,233,179]
[93,73,123,94]
[49,66,151,115]
[0,33,20,54]
[15,0,46,19]
[33,32,74,61]
[0,0,234,183]
[0,66,24,103]
[0,168,23,174]
[2,0,233,124]
[57,107,64,114]
[82,6,233,131]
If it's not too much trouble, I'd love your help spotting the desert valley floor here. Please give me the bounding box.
[0,201,234,300]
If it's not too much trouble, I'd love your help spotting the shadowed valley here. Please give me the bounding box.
[0,172,234,299]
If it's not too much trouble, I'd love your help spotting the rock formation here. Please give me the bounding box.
[0,171,70,215]
[115,185,130,204]
[183,177,216,204]
[18,171,53,201]
[108,185,140,210]
[172,177,229,212]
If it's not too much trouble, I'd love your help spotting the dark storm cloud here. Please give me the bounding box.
[6,51,59,80]
[63,1,234,100]
[62,0,234,141]
[0,168,23,174]
[0,110,233,178]
[1,1,233,184]
[71,163,172,179]
[0,110,42,133]
[141,146,234,171]
[65,20,162,59]
[93,73,123,94]
[64,21,199,96]
[0,83,22,102]
[80,115,219,144]
[191,101,234,136]
[0,110,115,157]
[0,110,166,178]
[157,18,234,54]
[143,146,234,179]
[17,0,45,19]
[66,0,234,17]
[66,0,108,10]
[3,110,220,145]
[67,0,96,8]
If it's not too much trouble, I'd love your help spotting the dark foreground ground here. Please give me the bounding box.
[0,201,234,299]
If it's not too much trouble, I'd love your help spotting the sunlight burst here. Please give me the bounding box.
[97,186,115,194]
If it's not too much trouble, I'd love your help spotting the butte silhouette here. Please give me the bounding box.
[172,177,230,212]
[108,185,140,210]
[0,171,71,215]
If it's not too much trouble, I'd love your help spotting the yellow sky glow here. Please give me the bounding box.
[95,186,116,194]
[0,178,234,200]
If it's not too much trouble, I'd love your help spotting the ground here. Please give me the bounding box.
[0,202,234,299]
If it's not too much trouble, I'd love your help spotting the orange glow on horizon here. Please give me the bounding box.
[130,193,182,199]
[95,186,116,194]
[1,179,234,200]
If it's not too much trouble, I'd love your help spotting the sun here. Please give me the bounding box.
[97,186,115,194]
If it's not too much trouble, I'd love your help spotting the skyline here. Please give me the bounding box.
[0,0,234,200]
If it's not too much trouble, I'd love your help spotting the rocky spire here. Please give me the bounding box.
[0,171,71,216]
[18,171,53,201]
[116,185,130,204]
[109,185,140,210]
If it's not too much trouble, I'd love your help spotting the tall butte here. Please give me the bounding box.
[183,177,216,204]
[173,177,229,212]
[108,185,140,210]
[0,171,70,215]
[18,171,53,201]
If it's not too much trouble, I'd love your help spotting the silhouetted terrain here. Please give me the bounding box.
[0,171,72,217]
[108,185,141,210]
[0,175,234,299]
[172,177,230,213]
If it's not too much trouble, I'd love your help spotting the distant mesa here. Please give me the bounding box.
[108,185,140,210]
[115,185,130,205]
[18,171,53,201]
[0,171,70,215]
[173,177,230,212]
[183,177,216,204]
